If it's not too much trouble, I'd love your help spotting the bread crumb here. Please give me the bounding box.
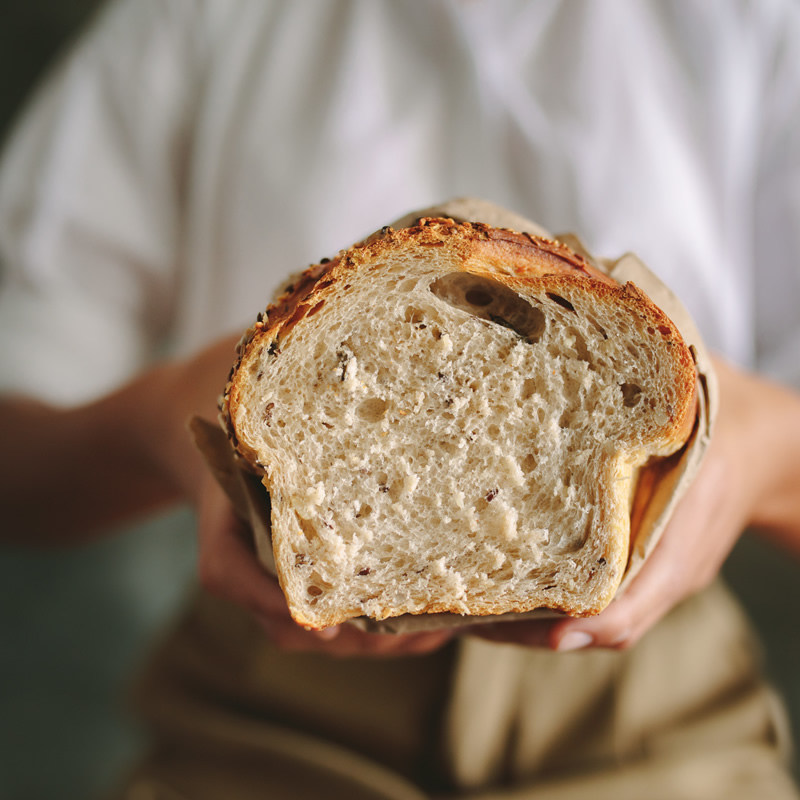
[291,482,326,516]
[403,471,420,494]
[435,333,453,356]
[480,499,519,542]
[502,455,525,487]
[342,356,359,389]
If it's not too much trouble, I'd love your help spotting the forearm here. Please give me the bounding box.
[738,368,800,551]
[0,391,177,544]
[0,363,192,545]
[0,334,239,545]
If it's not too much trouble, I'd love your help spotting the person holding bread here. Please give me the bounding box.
[1,1,800,798]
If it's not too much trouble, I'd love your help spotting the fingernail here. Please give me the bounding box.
[314,626,340,641]
[557,631,593,652]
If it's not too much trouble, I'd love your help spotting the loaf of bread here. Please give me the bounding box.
[222,218,697,629]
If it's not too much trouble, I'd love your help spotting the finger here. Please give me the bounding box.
[313,626,342,641]
[550,524,683,651]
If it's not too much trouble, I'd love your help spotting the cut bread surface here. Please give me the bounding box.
[225,220,696,629]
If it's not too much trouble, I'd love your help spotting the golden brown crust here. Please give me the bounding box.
[222,218,629,458]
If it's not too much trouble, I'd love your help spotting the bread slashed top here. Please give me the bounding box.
[222,219,697,629]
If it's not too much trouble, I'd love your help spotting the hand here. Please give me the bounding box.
[196,472,454,657]
[468,357,800,652]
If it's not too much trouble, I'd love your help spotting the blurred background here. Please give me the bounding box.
[0,10,196,800]
[0,2,798,799]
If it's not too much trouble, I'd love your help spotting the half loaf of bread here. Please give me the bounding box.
[223,218,697,629]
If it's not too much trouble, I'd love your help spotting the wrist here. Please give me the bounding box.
[715,359,800,540]
[746,382,800,538]
[118,361,203,504]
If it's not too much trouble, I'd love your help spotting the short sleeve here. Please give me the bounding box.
[0,0,202,405]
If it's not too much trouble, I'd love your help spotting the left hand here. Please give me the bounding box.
[468,357,799,651]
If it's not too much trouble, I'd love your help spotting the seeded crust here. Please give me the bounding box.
[222,219,697,629]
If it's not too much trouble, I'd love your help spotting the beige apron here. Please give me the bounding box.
[116,580,796,800]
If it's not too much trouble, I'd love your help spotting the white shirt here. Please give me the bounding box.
[1,7,798,793]
[1,0,799,403]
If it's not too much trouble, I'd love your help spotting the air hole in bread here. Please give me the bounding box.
[295,512,319,542]
[465,288,493,306]
[547,293,576,313]
[397,277,416,292]
[404,306,426,324]
[429,272,547,343]
[522,378,537,400]
[587,315,609,340]
[308,571,333,591]
[620,383,643,408]
[563,326,592,364]
[356,397,388,423]
[439,440,458,456]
